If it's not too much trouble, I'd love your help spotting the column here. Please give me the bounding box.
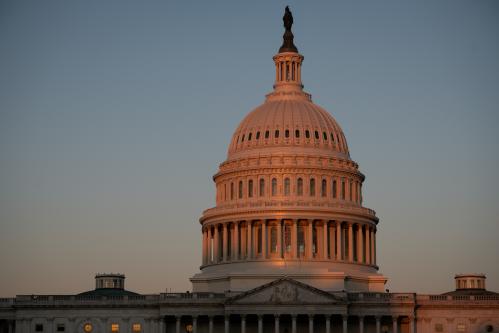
[376,316,381,333]
[176,317,181,333]
[359,316,364,333]
[214,225,220,263]
[392,317,398,333]
[370,228,375,266]
[68,318,76,333]
[292,315,297,333]
[365,226,371,265]
[241,222,247,258]
[343,316,348,333]
[209,316,214,333]
[159,318,165,333]
[202,229,207,264]
[8,321,13,333]
[241,316,246,333]
[357,225,363,263]
[192,316,197,333]
[277,221,283,258]
[46,318,54,333]
[348,223,354,262]
[247,221,253,259]
[323,221,329,259]
[258,315,263,333]
[309,315,314,333]
[208,228,213,263]
[274,315,280,333]
[336,222,342,260]
[325,316,331,333]
[223,223,228,262]
[122,318,129,333]
[329,223,335,260]
[292,220,298,259]
[307,220,313,259]
[234,222,239,260]
[409,317,415,333]
[262,221,267,259]
[225,316,230,333]
[373,229,377,265]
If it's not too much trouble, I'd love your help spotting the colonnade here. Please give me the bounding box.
[167,314,411,333]
[202,220,376,266]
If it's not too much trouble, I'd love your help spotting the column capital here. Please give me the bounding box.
[392,316,398,322]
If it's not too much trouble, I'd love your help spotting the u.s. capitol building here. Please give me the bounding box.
[1,7,498,333]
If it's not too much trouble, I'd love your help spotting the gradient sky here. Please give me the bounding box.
[1,1,498,297]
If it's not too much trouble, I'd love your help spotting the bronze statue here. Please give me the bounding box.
[279,6,298,53]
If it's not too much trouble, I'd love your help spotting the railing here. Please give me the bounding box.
[417,294,499,303]
[203,200,377,219]
[348,293,415,303]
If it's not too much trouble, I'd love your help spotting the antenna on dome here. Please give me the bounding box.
[279,6,298,53]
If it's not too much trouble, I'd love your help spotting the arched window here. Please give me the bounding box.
[248,180,253,198]
[284,178,290,196]
[284,225,292,253]
[331,133,335,142]
[305,130,310,138]
[257,225,262,254]
[310,178,316,196]
[271,178,277,196]
[230,182,234,200]
[349,180,353,201]
[295,129,300,138]
[298,226,305,257]
[321,179,327,197]
[332,179,337,198]
[265,130,270,139]
[238,180,243,199]
[285,129,290,138]
[259,178,265,197]
[297,178,303,196]
[314,130,319,139]
[241,134,245,142]
[256,131,260,139]
[341,179,346,200]
[248,132,252,141]
[275,130,279,138]
[323,132,327,140]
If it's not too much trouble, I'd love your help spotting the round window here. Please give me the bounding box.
[83,323,93,333]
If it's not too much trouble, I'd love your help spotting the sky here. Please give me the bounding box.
[0,1,498,297]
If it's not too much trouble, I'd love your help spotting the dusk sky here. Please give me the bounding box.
[1,1,498,297]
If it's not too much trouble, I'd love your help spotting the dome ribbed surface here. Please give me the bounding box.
[227,98,350,160]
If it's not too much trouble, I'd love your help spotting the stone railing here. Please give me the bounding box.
[348,293,415,303]
[417,294,499,303]
[203,200,376,219]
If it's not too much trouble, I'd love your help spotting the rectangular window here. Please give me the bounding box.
[35,324,43,332]
[341,179,345,200]
[132,324,142,332]
[111,324,119,332]
[57,324,65,332]
[435,324,444,332]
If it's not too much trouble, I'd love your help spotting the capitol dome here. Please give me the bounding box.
[191,8,386,294]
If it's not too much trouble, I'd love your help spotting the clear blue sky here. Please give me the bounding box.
[1,1,498,297]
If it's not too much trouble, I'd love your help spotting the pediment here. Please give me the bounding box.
[227,278,342,305]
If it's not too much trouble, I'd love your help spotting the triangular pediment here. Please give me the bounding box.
[227,278,342,305]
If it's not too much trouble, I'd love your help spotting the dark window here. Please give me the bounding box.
[295,130,300,138]
[230,182,234,200]
[323,132,327,140]
[271,178,277,196]
[331,133,335,141]
[285,129,289,138]
[332,180,337,198]
[35,324,43,332]
[57,324,65,332]
[259,179,265,196]
[241,134,245,142]
[248,133,252,141]
[265,130,270,139]
[321,179,327,197]
[248,180,253,198]
[486,325,494,333]
[238,181,243,199]
[314,131,319,139]
[310,178,316,196]
[256,131,260,139]
[284,178,290,196]
[297,178,303,196]
[341,179,346,200]
[305,130,310,138]
[275,130,279,138]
